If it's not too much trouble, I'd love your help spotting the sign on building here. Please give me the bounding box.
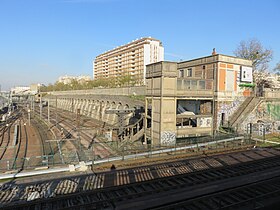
[240,66,253,82]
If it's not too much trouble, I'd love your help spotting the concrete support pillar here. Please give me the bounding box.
[94,101,100,120]
[104,101,111,123]
[81,99,86,115]
[58,98,63,109]
[60,98,65,110]
[115,103,122,123]
[63,98,66,111]
[79,99,84,115]
[84,99,90,117]
[89,100,94,118]
[77,99,82,113]
[100,101,105,121]
[64,98,69,111]
[74,99,79,113]
[124,104,130,126]
[68,98,75,113]
[108,102,116,124]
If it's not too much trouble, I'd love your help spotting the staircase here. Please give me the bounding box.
[119,114,144,144]
[228,96,262,128]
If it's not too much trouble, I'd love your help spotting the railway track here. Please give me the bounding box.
[15,120,28,170]
[30,115,54,157]
[0,124,12,160]
[0,109,30,171]
[0,110,22,160]
[34,105,114,160]
[151,175,280,210]
[0,110,20,148]
[0,148,280,209]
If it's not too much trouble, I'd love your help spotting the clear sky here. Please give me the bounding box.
[0,0,279,90]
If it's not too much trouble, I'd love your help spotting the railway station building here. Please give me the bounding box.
[145,52,253,145]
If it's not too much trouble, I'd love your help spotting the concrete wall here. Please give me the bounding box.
[46,92,145,127]
[47,86,145,96]
[242,100,280,134]
[47,96,139,126]
[216,96,246,127]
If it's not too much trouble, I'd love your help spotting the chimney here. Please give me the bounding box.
[212,48,216,55]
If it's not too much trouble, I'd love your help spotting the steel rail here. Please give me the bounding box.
[1,150,280,209]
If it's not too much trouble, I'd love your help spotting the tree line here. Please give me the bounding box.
[40,75,138,92]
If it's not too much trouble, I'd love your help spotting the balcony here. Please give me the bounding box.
[177,79,213,97]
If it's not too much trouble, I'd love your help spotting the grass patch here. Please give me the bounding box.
[128,95,145,101]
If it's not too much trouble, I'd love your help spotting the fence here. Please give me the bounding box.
[0,135,253,172]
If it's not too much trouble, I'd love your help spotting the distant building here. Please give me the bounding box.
[57,75,91,85]
[93,37,164,85]
[260,72,280,89]
[11,86,31,95]
[30,84,39,94]
[11,84,42,95]
[145,52,253,145]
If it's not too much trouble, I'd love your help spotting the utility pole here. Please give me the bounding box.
[77,109,81,151]
[39,94,42,119]
[48,98,50,124]
[55,96,58,127]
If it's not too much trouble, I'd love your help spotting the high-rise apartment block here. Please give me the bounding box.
[93,37,164,84]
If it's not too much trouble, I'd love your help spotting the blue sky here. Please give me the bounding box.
[0,0,279,90]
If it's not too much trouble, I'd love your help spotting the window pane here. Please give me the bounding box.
[187,68,192,77]
[183,80,191,90]
[198,81,205,89]
[191,80,197,89]
[179,69,184,78]
[177,79,183,90]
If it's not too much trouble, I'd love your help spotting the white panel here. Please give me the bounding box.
[240,66,253,82]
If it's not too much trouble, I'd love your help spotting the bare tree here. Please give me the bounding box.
[274,62,280,75]
[234,39,273,72]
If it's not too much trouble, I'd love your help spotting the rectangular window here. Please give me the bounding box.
[198,81,206,90]
[191,80,197,89]
[187,68,192,77]
[177,79,183,90]
[184,80,191,89]
[179,69,184,78]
